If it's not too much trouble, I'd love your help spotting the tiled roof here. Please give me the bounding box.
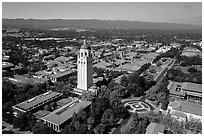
[13,91,62,111]
[42,98,91,125]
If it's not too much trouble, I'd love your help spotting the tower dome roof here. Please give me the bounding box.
[81,40,91,49]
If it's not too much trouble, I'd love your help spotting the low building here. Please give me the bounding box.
[167,81,202,101]
[7,75,49,86]
[12,91,63,117]
[145,122,165,134]
[41,98,91,132]
[182,47,201,57]
[167,100,202,121]
[50,69,74,83]
[2,61,14,70]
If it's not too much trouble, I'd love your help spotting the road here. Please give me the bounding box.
[154,59,176,83]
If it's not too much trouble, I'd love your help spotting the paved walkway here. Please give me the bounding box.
[111,96,157,134]
[122,96,155,110]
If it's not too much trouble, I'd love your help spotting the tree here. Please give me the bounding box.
[2,81,16,104]
[62,124,75,134]
[28,86,41,97]
[120,75,128,87]
[44,104,51,111]
[94,124,106,134]
[13,113,29,131]
[50,102,57,110]
[187,67,197,73]
[78,124,88,134]
[101,109,114,124]
[74,121,81,130]
[110,99,122,109]
[161,99,169,110]
[2,100,14,123]
[87,117,95,130]
[54,82,65,93]
[77,109,87,123]
[127,72,145,89]
[185,118,202,134]
[132,86,144,97]
[113,105,130,119]
[32,122,55,134]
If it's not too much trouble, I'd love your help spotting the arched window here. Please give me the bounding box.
[81,52,83,57]
[85,52,87,56]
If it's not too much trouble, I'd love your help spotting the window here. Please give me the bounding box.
[81,52,83,57]
[175,87,181,92]
[85,52,87,56]
[175,84,182,92]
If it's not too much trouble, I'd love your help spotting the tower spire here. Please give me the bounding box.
[83,39,86,44]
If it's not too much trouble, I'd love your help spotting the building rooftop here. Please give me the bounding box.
[41,98,91,125]
[94,61,111,69]
[145,122,165,134]
[8,75,49,85]
[81,40,91,50]
[56,98,73,107]
[50,69,73,78]
[183,47,201,52]
[168,100,202,116]
[167,81,185,97]
[54,56,70,63]
[182,82,202,93]
[33,110,51,120]
[13,91,62,111]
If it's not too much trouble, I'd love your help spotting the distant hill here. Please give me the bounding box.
[2,18,201,30]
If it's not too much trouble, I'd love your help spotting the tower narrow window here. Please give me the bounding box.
[81,52,83,57]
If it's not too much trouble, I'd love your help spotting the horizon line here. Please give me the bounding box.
[2,17,202,27]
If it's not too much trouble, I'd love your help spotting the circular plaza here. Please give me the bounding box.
[123,97,154,114]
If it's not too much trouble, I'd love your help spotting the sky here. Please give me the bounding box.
[2,2,202,26]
